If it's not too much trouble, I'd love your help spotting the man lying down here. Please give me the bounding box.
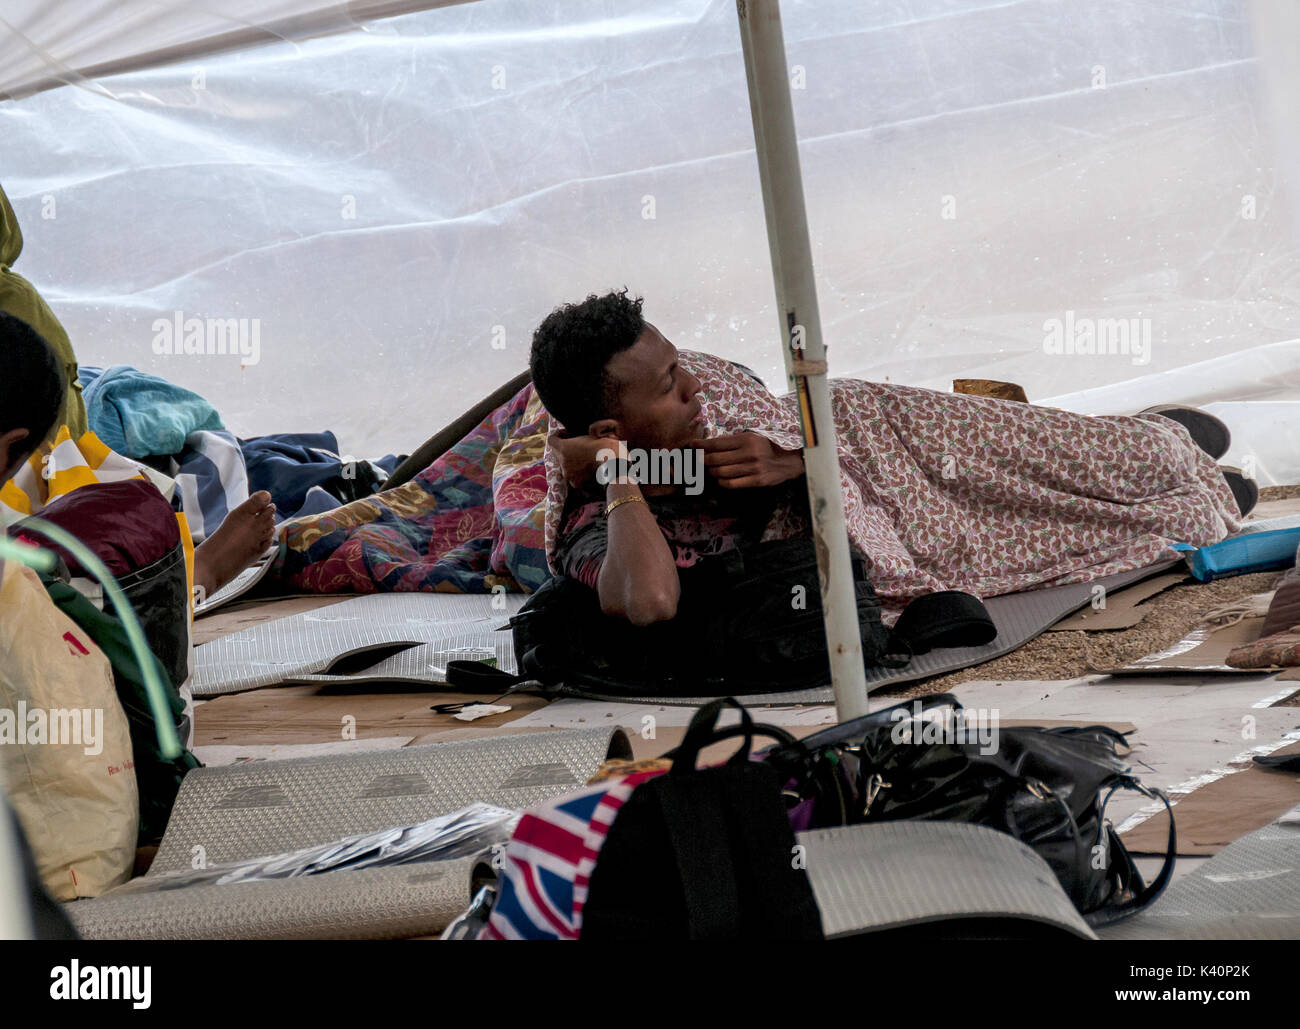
[531,289,1245,627]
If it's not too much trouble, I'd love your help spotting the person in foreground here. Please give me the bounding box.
[531,289,1243,626]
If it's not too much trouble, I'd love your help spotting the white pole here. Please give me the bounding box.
[735,0,870,720]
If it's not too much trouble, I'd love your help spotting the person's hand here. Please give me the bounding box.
[551,433,627,490]
[692,432,804,489]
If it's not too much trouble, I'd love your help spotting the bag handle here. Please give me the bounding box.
[656,697,758,938]
[666,723,799,764]
[666,698,796,773]
[787,692,962,755]
[1084,781,1176,928]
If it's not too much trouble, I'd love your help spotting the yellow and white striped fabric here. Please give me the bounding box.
[0,426,195,600]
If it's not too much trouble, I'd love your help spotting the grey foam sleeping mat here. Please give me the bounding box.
[67,727,627,940]
[69,855,481,940]
[193,559,1182,704]
[597,558,1184,705]
[149,726,629,873]
[192,592,526,696]
[1099,806,1300,940]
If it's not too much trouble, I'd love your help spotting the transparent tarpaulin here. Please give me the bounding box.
[104,802,518,894]
[0,1,478,100]
[1,0,1297,478]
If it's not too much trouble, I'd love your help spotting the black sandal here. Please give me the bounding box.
[1220,466,1258,517]
[1140,404,1231,460]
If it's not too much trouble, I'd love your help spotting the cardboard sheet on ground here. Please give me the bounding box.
[191,592,527,696]
[1121,738,1300,856]
[1047,572,1187,632]
[952,675,1300,829]
[507,697,1136,736]
[193,683,550,746]
[1100,808,1300,940]
[1092,615,1278,675]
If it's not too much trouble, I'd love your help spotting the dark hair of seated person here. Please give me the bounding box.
[0,310,66,471]
[529,287,645,433]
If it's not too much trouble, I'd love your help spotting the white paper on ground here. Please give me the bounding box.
[452,704,512,722]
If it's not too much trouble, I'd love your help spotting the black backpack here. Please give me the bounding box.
[581,698,824,940]
[448,537,995,698]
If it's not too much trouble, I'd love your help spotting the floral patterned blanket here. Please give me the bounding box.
[272,383,549,593]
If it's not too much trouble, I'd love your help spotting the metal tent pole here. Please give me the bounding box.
[735,0,870,720]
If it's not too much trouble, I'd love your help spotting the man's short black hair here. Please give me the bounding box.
[529,288,645,433]
[0,311,66,459]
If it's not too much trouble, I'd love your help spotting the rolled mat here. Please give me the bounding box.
[799,821,1096,940]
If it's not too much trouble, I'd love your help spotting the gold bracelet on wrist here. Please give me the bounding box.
[604,493,648,517]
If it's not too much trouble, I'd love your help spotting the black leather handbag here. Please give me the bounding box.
[763,694,1176,926]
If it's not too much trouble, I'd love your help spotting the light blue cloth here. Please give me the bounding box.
[82,364,224,458]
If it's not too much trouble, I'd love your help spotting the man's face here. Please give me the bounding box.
[600,324,704,450]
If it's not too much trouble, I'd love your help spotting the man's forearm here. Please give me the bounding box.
[781,446,805,483]
[596,481,680,625]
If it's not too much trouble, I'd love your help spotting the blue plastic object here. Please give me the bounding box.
[1179,526,1300,582]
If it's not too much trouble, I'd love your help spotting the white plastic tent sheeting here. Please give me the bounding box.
[2,0,1299,482]
[0,1,476,100]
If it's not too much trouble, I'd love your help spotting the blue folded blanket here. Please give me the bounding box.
[240,432,401,518]
[81,364,224,458]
